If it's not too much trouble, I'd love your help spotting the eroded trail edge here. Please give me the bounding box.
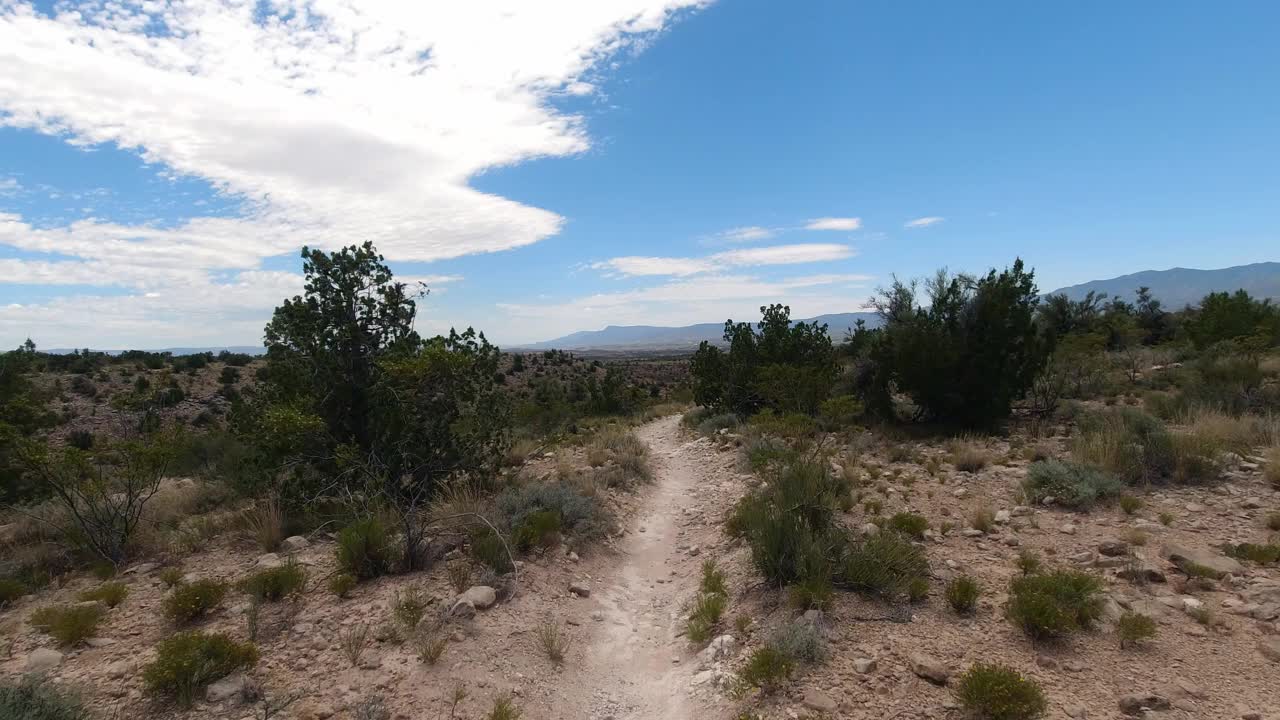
[568,414,741,720]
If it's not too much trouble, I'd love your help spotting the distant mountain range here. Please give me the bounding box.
[523,261,1278,351]
[45,345,266,357]
[516,312,880,352]
[1046,261,1280,308]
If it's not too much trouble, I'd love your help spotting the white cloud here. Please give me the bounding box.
[905,216,944,228]
[0,177,19,196]
[716,226,775,242]
[593,243,855,277]
[497,272,874,342]
[804,217,861,231]
[0,0,706,346]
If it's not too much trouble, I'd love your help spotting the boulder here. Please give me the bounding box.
[853,657,877,673]
[909,653,949,685]
[1259,637,1280,663]
[1163,544,1244,579]
[457,586,497,610]
[449,598,476,619]
[1098,539,1129,557]
[802,689,837,713]
[254,553,284,570]
[280,536,310,553]
[568,582,591,598]
[206,673,254,704]
[1118,692,1170,715]
[25,648,63,672]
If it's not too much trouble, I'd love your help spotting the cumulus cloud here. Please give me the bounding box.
[804,217,861,231]
[592,243,855,277]
[0,177,19,196]
[905,216,944,228]
[0,0,705,344]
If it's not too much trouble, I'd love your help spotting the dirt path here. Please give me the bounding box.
[564,414,738,720]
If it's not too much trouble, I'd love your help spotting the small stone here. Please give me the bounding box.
[1065,704,1088,719]
[1034,654,1057,670]
[853,657,876,673]
[1059,523,1077,535]
[1241,497,1263,509]
[569,582,591,598]
[280,535,310,553]
[449,598,476,619]
[802,689,837,713]
[860,523,879,537]
[567,551,580,562]
[1258,637,1280,663]
[909,653,949,685]
[206,673,254,704]
[254,553,283,570]
[26,648,63,672]
[1098,539,1128,556]
[994,510,1011,524]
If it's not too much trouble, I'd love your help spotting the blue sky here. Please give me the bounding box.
[1,1,1277,349]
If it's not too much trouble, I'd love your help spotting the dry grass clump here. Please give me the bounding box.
[535,618,571,664]
[77,581,128,608]
[339,623,370,667]
[1173,406,1268,454]
[163,579,228,623]
[587,427,652,487]
[946,575,980,614]
[948,436,990,473]
[30,604,104,647]
[1116,612,1157,649]
[1266,446,1280,488]
[243,497,284,552]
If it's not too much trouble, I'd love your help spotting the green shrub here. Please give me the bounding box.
[699,560,728,597]
[1022,460,1122,510]
[1118,494,1143,515]
[1007,570,1103,641]
[142,631,257,707]
[158,567,184,588]
[469,526,514,573]
[77,581,129,608]
[949,440,990,472]
[685,591,728,644]
[0,578,28,606]
[393,585,430,631]
[328,573,357,598]
[496,483,609,544]
[745,435,797,471]
[0,675,92,720]
[970,506,996,534]
[1224,542,1280,565]
[337,517,396,580]
[238,562,306,601]
[887,511,929,539]
[907,576,930,603]
[162,579,227,623]
[750,410,818,439]
[512,510,562,552]
[1070,408,1221,485]
[1266,512,1280,532]
[954,663,1047,720]
[818,395,863,429]
[835,531,929,599]
[1116,612,1157,649]
[30,604,104,647]
[946,575,980,614]
[1015,549,1041,576]
[737,646,794,694]
[486,696,522,720]
[788,574,833,611]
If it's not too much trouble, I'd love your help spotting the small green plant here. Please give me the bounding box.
[237,562,306,602]
[77,581,129,608]
[486,696,522,720]
[1116,612,1157,649]
[767,620,825,664]
[954,662,1048,720]
[393,585,429,631]
[469,527,515,574]
[1007,570,1103,641]
[158,567,184,588]
[700,560,728,597]
[413,628,448,665]
[1022,460,1122,511]
[733,614,752,635]
[1158,512,1174,526]
[863,498,884,514]
[836,531,930,599]
[788,575,833,611]
[946,575,980,614]
[685,591,728,644]
[337,517,396,580]
[328,572,357,598]
[162,579,228,623]
[887,511,929,539]
[512,510,562,552]
[1224,542,1280,565]
[907,576,930,603]
[1187,606,1213,626]
[0,675,92,720]
[535,618,571,664]
[737,646,794,694]
[142,631,257,707]
[30,604,104,647]
[1118,494,1143,515]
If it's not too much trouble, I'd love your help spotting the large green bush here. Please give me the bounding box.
[834,531,929,599]
[859,260,1051,428]
[1022,460,1122,510]
[1007,570,1103,641]
[30,604,104,647]
[237,562,306,601]
[142,631,258,707]
[954,663,1048,720]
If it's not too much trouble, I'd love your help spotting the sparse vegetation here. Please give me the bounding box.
[0,675,92,720]
[142,631,258,707]
[954,663,1048,720]
[1022,460,1122,510]
[328,573,357,598]
[887,511,929,539]
[336,517,397,581]
[535,618,571,664]
[158,567,184,588]
[737,646,794,694]
[339,623,370,667]
[486,696,522,720]
[76,581,128,608]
